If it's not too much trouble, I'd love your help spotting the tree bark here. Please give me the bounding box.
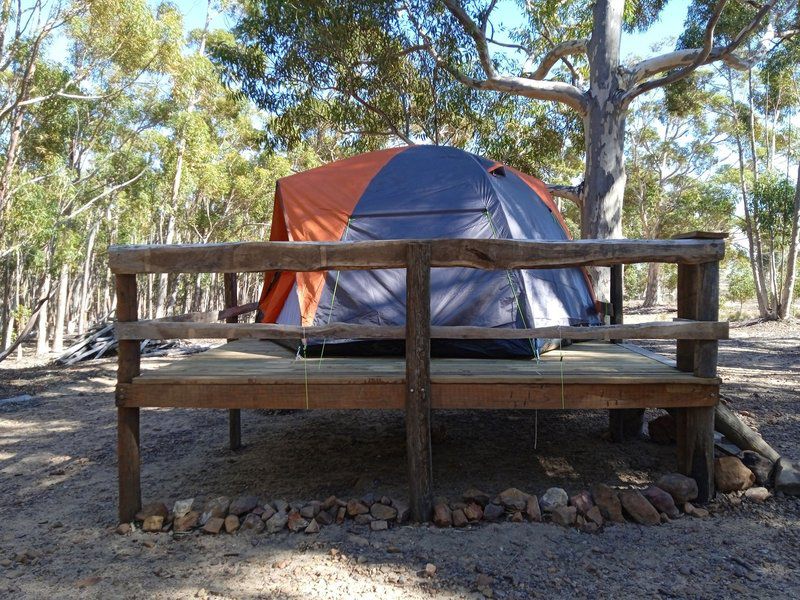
[36,270,52,355]
[779,161,800,318]
[583,0,626,301]
[78,223,99,333]
[642,262,661,307]
[52,263,69,352]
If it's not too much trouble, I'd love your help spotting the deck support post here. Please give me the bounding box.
[405,242,433,522]
[608,263,644,441]
[224,272,242,451]
[116,274,141,523]
[675,255,719,502]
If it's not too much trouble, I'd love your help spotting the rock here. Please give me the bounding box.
[450,501,467,511]
[510,510,524,523]
[433,503,452,527]
[452,509,468,527]
[321,495,339,511]
[202,517,225,534]
[424,563,437,578]
[483,503,504,522]
[683,502,709,518]
[265,511,289,533]
[591,484,625,524]
[224,515,240,533]
[392,499,410,524]
[370,519,388,531]
[539,487,568,513]
[229,495,259,517]
[135,502,169,522]
[242,513,264,533]
[346,499,370,517]
[142,515,164,532]
[774,458,800,495]
[287,510,309,533]
[660,512,670,524]
[300,502,321,519]
[464,502,484,522]
[316,509,334,526]
[643,486,680,519]
[305,519,320,534]
[584,505,604,527]
[496,487,530,511]
[115,523,132,535]
[569,490,594,516]
[648,414,677,444]
[200,496,230,524]
[655,473,698,504]
[354,514,374,525]
[715,456,756,492]
[525,497,542,522]
[619,490,660,526]
[551,506,577,527]
[336,507,347,524]
[462,488,491,507]
[260,504,276,521]
[370,503,397,521]
[744,487,771,503]
[173,511,200,532]
[360,492,377,506]
[273,499,289,513]
[172,499,194,520]
[739,451,775,487]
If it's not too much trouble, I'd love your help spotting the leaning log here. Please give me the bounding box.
[715,403,780,462]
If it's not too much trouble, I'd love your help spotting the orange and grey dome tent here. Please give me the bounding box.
[257,145,600,358]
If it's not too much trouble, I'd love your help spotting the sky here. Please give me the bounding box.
[170,0,692,62]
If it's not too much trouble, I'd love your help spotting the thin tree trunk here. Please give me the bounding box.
[78,224,99,333]
[779,161,800,318]
[36,270,52,355]
[642,262,661,307]
[52,263,69,352]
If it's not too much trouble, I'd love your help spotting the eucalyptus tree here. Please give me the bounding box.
[215,0,797,295]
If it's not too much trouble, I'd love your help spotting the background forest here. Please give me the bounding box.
[0,0,798,360]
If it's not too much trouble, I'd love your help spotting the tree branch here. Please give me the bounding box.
[526,39,588,80]
[624,0,786,102]
[547,182,583,207]
[403,3,587,115]
[442,0,495,78]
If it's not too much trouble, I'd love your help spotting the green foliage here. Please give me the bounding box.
[727,254,756,308]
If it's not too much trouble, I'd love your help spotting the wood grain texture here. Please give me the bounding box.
[405,242,433,523]
[693,261,719,378]
[676,406,716,502]
[224,272,242,451]
[676,263,699,373]
[672,231,729,239]
[115,319,729,342]
[116,382,718,410]
[108,238,726,274]
[154,302,259,324]
[115,274,141,522]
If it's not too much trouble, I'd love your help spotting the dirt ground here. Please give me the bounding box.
[0,318,799,599]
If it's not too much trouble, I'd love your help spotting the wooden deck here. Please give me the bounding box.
[117,340,719,410]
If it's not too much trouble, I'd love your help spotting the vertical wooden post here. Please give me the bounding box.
[405,242,433,522]
[608,263,643,441]
[675,256,719,502]
[116,274,141,523]
[224,272,242,451]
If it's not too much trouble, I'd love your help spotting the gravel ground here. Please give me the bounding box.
[0,319,798,599]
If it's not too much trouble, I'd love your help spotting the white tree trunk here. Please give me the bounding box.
[35,271,51,355]
[583,0,626,301]
[52,263,69,352]
[78,224,98,334]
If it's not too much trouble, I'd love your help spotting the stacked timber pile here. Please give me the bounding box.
[55,322,187,365]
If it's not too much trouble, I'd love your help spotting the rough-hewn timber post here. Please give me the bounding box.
[405,242,433,522]
[224,272,242,450]
[116,274,141,523]
[675,235,720,503]
[608,263,644,440]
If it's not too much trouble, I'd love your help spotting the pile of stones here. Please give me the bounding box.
[119,466,781,537]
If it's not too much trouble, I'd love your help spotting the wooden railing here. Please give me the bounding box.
[110,233,727,522]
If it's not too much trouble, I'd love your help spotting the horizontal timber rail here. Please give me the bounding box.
[115,319,729,342]
[108,238,725,274]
